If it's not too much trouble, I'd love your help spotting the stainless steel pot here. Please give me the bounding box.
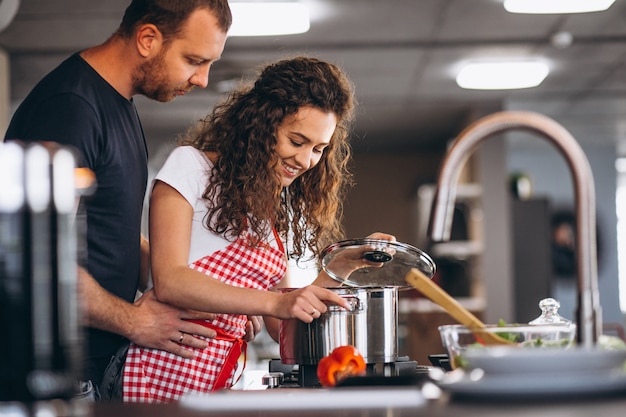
[279,238,435,366]
[279,287,398,365]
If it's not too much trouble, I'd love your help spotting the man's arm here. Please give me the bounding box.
[78,267,217,358]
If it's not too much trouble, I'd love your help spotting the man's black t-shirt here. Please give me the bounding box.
[5,53,149,384]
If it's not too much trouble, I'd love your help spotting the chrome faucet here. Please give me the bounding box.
[428,111,601,347]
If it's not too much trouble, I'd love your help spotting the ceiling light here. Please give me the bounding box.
[456,61,549,90]
[229,2,310,36]
[503,0,615,14]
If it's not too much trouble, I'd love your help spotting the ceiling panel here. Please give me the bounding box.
[1,0,626,154]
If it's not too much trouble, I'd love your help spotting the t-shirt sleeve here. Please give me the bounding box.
[7,93,102,170]
[154,146,209,207]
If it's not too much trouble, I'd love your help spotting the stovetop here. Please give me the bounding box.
[266,357,432,388]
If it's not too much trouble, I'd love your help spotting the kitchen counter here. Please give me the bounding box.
[93,396,626,417]
[93,391,626,417]
[92,347,626,417]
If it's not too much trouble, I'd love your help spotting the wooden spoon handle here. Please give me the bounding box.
[405,268,512,345]
[405,268,485,328]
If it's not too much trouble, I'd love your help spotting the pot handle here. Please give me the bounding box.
[328,294,362,312]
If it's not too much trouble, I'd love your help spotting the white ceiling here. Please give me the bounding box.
[2,0,626,155]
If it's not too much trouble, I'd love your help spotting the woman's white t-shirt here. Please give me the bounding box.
[152,145,281,264]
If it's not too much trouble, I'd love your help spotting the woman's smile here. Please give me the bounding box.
[281,161,300,177]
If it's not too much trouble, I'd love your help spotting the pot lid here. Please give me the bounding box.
[320,238,436,289]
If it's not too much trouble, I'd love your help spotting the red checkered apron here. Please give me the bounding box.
[122,230,286,403]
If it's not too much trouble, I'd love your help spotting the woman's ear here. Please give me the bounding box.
[135,24,163,58]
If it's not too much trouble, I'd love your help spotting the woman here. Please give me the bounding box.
[123,56,395,402]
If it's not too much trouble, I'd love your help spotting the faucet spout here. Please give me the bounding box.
[428,111,601,347]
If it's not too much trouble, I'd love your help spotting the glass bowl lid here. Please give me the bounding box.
[320,238,436,289]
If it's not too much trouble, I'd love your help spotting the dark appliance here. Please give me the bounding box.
[0,141,85,408]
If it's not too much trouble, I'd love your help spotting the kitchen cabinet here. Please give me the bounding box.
[403,182,486,365]
[415,182,485,299]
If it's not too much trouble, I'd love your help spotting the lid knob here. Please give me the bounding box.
[529,297,572,325]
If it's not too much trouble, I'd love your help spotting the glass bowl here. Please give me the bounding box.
[438,323,577,369]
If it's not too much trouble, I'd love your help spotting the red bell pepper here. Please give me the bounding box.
[316,345,367,387]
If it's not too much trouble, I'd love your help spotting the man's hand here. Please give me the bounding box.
[130,289,217,358]
[79,266,218,359]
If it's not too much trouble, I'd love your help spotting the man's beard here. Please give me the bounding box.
[133,50,187,102]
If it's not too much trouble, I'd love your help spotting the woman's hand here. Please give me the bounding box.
[365,232,396,242]
[274,233,398,321]
[322,232,397,281]
[274,286,351,323]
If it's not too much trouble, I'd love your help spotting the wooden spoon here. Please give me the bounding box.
[405,268,513,345]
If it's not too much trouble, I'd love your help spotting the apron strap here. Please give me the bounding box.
[188,319,247,391]
[272,227,285,255]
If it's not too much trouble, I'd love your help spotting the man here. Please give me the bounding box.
[3,0,259,398]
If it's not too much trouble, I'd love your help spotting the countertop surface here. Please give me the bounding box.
[93,395,626,417]
[92,348,626,417]
[92,388,626,417]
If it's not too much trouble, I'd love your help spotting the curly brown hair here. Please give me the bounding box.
[180,56,356,259]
